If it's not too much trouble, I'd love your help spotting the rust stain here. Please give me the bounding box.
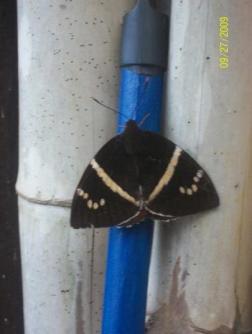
[147,257,195,334]
[147,257,252,334]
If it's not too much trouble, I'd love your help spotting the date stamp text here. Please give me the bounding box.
[219,16,229,69]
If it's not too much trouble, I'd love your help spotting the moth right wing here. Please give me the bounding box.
[136,131,219,219]
[71,135,141,228]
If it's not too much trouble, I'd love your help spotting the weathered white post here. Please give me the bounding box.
[147,1,252,333]
[17,1,133,333]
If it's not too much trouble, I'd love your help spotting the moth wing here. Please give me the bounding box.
[71,135,140,228]
[137,131,219,219]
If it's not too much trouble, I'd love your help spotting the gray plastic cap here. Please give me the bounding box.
[120,0,168,69]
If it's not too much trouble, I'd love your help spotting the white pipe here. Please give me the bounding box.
[17,1,134,333]
[147,0,252,332]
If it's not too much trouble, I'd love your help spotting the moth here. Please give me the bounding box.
[71,120,219,228]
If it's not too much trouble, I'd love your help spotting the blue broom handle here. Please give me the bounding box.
[102,68,164,334]
[102,1,168,333]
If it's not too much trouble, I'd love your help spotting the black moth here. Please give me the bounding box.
[71,120,219,228]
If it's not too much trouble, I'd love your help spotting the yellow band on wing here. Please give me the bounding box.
[147,146,182,203]
[90,159,139,206]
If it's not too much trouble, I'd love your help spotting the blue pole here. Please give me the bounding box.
[102,2,168,334]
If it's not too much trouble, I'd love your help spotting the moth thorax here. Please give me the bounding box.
[123,120,141,154]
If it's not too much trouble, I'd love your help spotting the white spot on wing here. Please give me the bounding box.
[197,170,203,178]
[76,188,84,196]
[77,188,106,210]
[192,184,198,192]
[93,202,99,210]
[179,171,202,196]
[100,198,105,206]
[186,188,193,195]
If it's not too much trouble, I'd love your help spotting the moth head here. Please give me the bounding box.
[125,120,139,131]
[122,121,142,155]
